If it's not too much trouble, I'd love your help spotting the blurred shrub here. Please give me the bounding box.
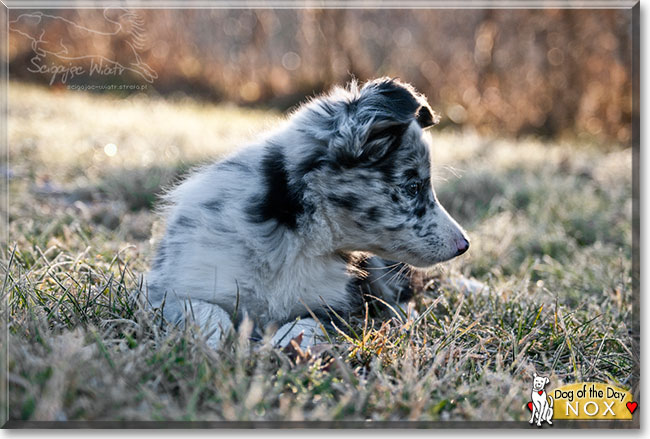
[8,9,633,144]
[94,163,193,211]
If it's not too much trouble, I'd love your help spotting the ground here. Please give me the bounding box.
[3,82,638,423]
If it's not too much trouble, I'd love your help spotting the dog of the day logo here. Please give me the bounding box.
[528,373,554,426]
[526,373,638,426]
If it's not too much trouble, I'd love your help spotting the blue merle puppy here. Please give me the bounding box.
[146,78,470,349]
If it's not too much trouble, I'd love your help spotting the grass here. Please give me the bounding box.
[2,82,638,423]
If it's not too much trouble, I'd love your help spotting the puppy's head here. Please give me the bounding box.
[299,78,469,267]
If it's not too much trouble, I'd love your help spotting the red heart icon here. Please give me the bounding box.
[626,401,638,414]
[527,402,533,411]
[538,391,543,395]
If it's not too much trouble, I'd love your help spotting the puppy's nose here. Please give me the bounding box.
[456,237,470,255]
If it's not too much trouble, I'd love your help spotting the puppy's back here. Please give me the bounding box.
[146,146,266,318]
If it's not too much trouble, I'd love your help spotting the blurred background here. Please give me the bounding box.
[8,8,634,145]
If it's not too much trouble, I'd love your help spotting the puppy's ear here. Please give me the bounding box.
[416,105,439,129]
[315,78,438,165]
[534,372,538,378]
[359,77,438,128]
[545,377,550,385]
[351,78,438,162]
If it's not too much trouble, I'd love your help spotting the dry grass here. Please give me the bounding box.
[2,82,637,424]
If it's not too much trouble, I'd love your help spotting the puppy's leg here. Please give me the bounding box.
[349,255,417,318]
[271,318,323,351]
[181,299,233,349]
[363,256,414,304]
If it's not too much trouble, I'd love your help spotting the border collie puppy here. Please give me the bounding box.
[146,78,469,348]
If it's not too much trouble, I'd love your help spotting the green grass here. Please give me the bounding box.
[2,82,637,423]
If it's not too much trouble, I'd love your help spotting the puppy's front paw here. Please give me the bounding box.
[271,318,321,350]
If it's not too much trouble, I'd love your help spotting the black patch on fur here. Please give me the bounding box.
[344,279,367,310]
[413,204,427,218]
[383,263,415,304]
[386,222,405,232]
[247,147,304,230]
[345,254,415,311]
[365,206,382,222]
[369,78,437,130]
[329,147,359,170]
[404,168,420,180]
[202,199,223,212]
[152,242,166,270]
[339,252,370,307]
[412,181,433,218]
[371,78,422,122]
[327,193,360,210]
[416,105,436,128]
[174,215,197,229]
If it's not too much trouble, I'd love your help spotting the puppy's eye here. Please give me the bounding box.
[405,181,421,197]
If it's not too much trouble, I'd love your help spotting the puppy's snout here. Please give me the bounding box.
[455,237,470,255]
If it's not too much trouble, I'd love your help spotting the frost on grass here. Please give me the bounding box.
[3,83,637,422]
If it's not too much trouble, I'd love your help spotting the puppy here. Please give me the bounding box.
[146,78,469,349]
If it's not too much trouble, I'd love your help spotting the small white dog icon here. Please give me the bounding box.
[529,372,554,426]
